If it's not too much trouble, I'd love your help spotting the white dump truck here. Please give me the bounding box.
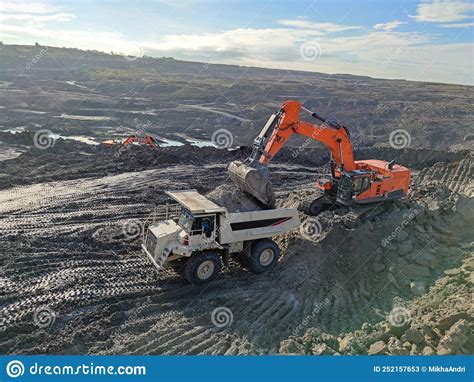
[141,190,300,285]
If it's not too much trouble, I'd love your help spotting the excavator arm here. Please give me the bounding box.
[260,100,356,171]
[228,100,355,206]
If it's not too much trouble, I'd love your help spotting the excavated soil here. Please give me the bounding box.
[0,140,472,355]
[207,185,263,212]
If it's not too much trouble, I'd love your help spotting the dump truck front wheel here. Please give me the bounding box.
[248,239,280,273]
[184,252,221,285]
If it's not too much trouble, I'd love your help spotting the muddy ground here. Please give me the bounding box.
[0,44,472,355]
[0,137,472,355]
[1,44,474,151]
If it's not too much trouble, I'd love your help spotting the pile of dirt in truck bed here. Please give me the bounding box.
[206,184,263,212]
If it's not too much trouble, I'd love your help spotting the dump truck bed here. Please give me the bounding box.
[218,208,300,244]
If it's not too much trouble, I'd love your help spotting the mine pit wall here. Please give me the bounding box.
[270,145,470,169]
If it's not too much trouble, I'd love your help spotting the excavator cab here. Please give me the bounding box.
[335,172,372,205]
[335,174,352,205]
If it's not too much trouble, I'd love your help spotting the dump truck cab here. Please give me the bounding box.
[142,190,300,285]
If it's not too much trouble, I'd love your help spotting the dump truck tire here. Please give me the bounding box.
[184,252,221,285]
[248,239,280,273]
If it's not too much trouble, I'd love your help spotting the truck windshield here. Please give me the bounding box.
[177,208,194,232]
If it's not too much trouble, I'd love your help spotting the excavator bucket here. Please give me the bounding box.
[228,160,276,207]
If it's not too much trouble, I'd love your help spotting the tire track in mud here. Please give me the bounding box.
[1,157,471,354]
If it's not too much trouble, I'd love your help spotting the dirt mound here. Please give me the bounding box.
[206,184,262,212]
[0,147,471,355]
[277,158,474,355]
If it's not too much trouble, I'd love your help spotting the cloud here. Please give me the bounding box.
[0,8,471,85]
[373,20,406,31]
[410,0,474,23]
[278,19,362,33]
[1,2,58,14]
[0,1,75,29]
[0,12,74,23]
[439,22,474,28]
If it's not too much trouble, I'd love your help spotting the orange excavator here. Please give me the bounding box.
[101,134,158,148]
[228,100,411,216]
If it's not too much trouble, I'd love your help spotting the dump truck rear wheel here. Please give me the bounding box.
[184,252,221,285]
[248,239,280,273]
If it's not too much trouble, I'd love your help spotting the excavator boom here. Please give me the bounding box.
[228,100,411,209]
[228,100,354,206]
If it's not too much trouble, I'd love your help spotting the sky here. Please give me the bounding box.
[0,0,473,85]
